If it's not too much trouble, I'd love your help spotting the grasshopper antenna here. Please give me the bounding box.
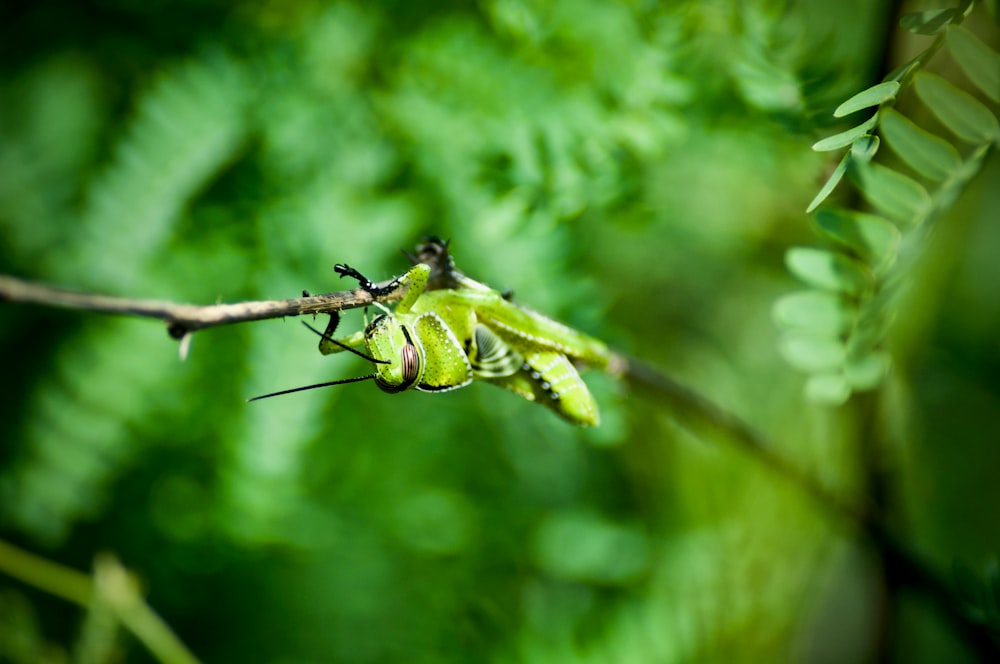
[248,374,376,402]
[301,321,389,365]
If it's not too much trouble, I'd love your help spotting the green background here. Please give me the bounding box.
[1,0,998,662]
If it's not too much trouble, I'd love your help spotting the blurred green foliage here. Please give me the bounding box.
[0,0,998,662]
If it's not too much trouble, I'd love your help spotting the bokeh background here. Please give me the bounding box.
[1,0,998,662]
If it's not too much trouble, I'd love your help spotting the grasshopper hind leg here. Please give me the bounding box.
[523,352,599,426]
[485,351,599,427]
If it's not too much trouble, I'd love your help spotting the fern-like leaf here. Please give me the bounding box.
[777,1,998,404]
[51,54,249,289]
[0,54,251,544]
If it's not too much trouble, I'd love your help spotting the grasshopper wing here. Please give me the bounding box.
[429,289,610,368]
[468,324,522,378]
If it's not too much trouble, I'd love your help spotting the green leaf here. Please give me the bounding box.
[900,8,959,35]
[806,153,849,213]
[805,373,851,406]
[814,208,901,274]
[885,55,922,83]
[786,247,870,295]
[880,108,962,180]
[850,135,880,162]
[947,26,1000,103]
[834,81,901,117]
[849,161,932,225]
[849,304,890,356]
[773,291,854,334]
[812,116,878,151]
[844,352,890,390]
[914,72,999,144]
[779,334,847,372]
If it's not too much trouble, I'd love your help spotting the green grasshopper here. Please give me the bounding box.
[251,240,611,426]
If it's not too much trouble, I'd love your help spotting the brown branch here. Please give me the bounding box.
[0,274,408,339]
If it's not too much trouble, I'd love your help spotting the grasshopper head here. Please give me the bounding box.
[365,313,423,393]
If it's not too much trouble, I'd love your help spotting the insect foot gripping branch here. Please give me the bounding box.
[252,243,611,426]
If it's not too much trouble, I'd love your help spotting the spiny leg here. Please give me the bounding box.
[334,262,430,313]
[326,311,340,350]
[335,264,398,297]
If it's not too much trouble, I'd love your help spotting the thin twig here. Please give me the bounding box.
[0,274,407,339]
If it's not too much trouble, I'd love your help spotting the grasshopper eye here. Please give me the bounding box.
[400,343,421,384]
